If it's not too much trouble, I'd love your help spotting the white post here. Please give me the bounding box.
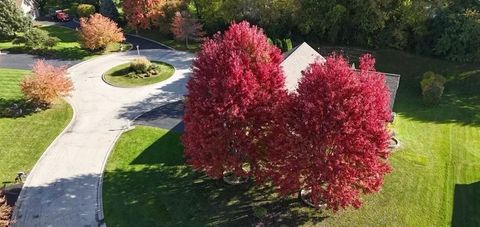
[136,45,140,56]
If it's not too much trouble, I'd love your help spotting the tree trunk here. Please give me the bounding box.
[186,36,189,48]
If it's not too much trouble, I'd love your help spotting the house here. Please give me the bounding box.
[15,0,39,19]
[281,42,401,109]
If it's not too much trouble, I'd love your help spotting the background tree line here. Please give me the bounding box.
[190,0,480,63]
[33,0,480,62]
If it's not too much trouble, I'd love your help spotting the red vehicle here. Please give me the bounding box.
[53,10,70,22]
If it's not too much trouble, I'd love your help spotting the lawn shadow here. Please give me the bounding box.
[105,164,328,226]
[452,181,480,227]
[0,98,39,118]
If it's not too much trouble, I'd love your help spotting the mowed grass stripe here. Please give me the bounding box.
[0,68,73,182]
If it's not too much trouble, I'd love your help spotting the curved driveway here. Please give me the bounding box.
[12,49,194,227]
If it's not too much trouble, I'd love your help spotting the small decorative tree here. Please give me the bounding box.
[21,60,73,107]
[123,0,165,31]
[182,21,287,181]
[79,13,125,51]
[266,54,392,211]
[0,0,32,39]
[171,11,205,47]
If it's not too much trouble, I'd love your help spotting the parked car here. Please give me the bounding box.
[52,10,70,22]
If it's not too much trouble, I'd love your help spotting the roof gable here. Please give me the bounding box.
[280,42,325,91]
[281,43,401,110]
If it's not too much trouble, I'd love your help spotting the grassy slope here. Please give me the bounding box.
[103,50,480,226]
[0,68,73,183]
[0,25,128,60]
[103,61,175,87]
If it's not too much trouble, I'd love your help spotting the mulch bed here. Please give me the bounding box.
[0,184,23,227]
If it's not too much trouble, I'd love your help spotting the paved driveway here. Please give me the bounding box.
[12,49,194,227]
[0,53,81,70]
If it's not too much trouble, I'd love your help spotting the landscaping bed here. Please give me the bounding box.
[103,60,175,87]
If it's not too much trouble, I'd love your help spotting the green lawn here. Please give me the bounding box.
[134,29,200,53]
[0,68,73,183]
[103,49,480,226]
[0,25,130,60]
[103,61,175,87]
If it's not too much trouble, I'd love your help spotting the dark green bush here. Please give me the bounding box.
[420,71,446,105]
[77,4,96,18]
[283,38,293,51]
[13,28,59,51]
[69,3,79,17]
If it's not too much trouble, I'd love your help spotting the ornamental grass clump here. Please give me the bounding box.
[420,71,446,105]
[128,57,160,78]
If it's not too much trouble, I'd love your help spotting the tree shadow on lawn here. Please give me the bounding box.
[104,129,327,226]
[0,98,39,118]
[452,181,480,227]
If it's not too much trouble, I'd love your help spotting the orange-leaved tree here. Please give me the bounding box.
[171,11,205,47]
[123,0,166,31]
[21,60,73,106]
[79,13,125,51]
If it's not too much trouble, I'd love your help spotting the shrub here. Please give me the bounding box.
[420,71,446,105]
[69,3,79,17]
[13,28,60,51]
[77,4,96,18]
[283,38,293,51]
[21,60,73,106]
[79,13,125,51]
[0,0,32,39]
[130,57,152,73]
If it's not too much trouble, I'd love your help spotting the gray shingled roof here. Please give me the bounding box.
[281,43,401,110]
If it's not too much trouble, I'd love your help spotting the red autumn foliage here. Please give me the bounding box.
[266,54,392,211]
[21,60,73,106]
[182,21,287,180]
[170,11,205,47]
[123,0,165,30]
[79,13,125,51]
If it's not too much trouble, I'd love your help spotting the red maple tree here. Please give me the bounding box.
[182,21,287,180]
[171,11,205,47]
[122,0,164,30]
[266,54,392,211]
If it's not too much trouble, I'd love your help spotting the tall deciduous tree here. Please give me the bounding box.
[0,0,32,39]
[21,60,73,106]
[182,21,287,180]
[170,11,205,47]
[266,54,392,211]
[123,0,165,31]
[79,13,125,51]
